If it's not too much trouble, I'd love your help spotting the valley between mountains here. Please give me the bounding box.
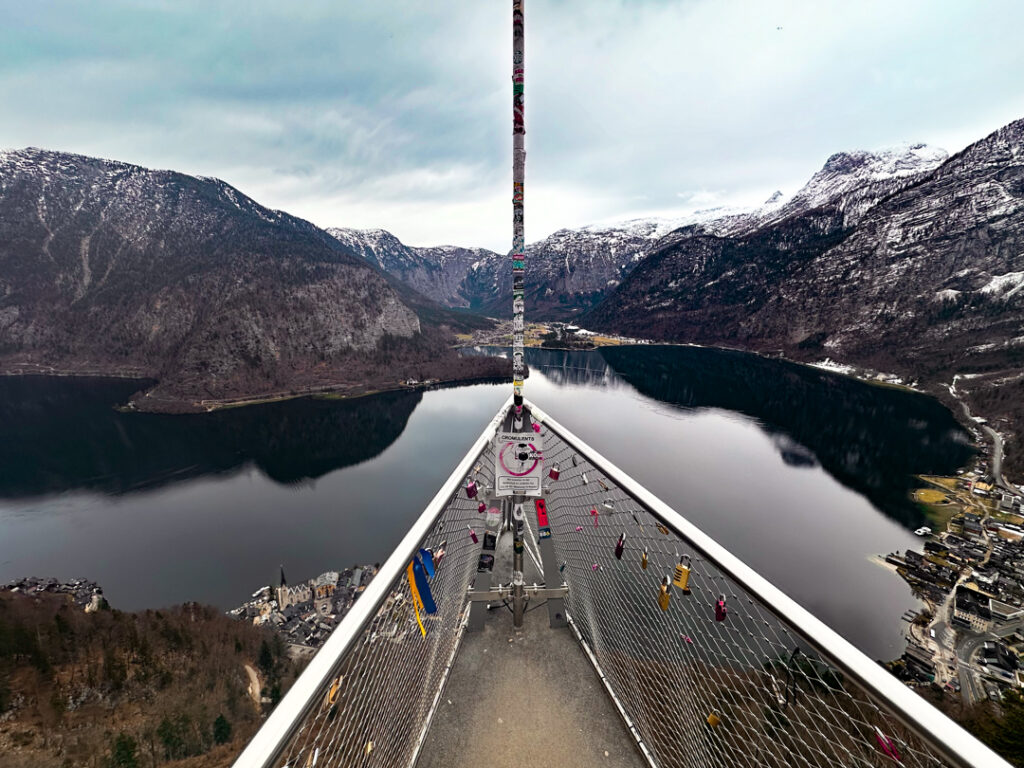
[2,118,1022,474]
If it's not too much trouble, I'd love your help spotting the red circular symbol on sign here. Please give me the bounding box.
[498,441,540,477]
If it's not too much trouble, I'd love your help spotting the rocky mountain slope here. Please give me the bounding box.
[332,213,744,320]
[0,149,503,409]
[585,119,1024,472]
[331,144,948,320]
[327,227,494,309]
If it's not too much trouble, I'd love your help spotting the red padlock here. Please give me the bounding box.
[548,463,560,481]
[535,499,549,528]
[715,595,727,622]
[465,478,478,499]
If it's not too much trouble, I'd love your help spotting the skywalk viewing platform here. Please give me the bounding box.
[417,527,646,767]
[230,400,1009,768]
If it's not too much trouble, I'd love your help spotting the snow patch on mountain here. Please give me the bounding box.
[788,143,947,210]
[981,271,1024,298]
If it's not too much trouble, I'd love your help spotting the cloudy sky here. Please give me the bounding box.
[3,0,1024,251]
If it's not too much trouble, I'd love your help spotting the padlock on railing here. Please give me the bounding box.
[467,526,478,544]
[658,575,671,612]
[581,472,589,485]
[874,727,901,762]
[615,532,626,559]
[706,712,721,728]
[477,501,486,514]
[548,463,560,480]
[672,555,692,594]
[641,547,648,570]
[465,478,478,499]
[715,594,727,622]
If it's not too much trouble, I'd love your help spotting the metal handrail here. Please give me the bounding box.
[230,396,511,768]
[530,399,1009,768]
[232,396,1007,768]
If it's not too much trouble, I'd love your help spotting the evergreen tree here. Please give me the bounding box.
[258,639,274,675]
[213,714,232,745]
[107,733,138,768]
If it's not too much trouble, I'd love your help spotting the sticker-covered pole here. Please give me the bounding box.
[511,0,526,414]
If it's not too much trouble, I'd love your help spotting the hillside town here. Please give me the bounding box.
[884,461,1024,707]
[228,565,378,657]
[2,576,109,613]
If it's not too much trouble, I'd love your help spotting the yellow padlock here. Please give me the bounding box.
[657,575,671,612]
[706,712,721,728]
[672,555,692,594]
[641,547,648,570]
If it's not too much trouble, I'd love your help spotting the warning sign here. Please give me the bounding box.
[494,431,544,497]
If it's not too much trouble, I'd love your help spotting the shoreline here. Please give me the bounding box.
[3,339,1011,486]
[0,367,509,415]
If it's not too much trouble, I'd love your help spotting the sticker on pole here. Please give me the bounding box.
[494,431,544,497]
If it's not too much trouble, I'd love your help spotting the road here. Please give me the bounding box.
[982,425,1018,495]
[953,619,1024,704]
[244,663,262,709]
[956,632,990,705]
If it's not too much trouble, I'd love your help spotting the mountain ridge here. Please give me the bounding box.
[584,118,1024,473]
[0,148,505,410]
[329,141,949,318]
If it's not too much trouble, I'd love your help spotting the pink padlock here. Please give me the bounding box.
[715,595,727,622]
[532,422,541,433]
[548,463,560,481]
[478,501,486,513]
[873,727,900,762]
[467,526,478,544]
[465,478,478,499]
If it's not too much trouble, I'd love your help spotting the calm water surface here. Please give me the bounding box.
[0,346,973,660]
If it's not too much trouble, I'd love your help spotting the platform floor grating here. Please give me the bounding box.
[416,522,648,768]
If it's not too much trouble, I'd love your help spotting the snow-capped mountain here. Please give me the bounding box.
[585,119,1024,471]
[331,142,947,319]
[326,227,498,308]
[706,143,949,236]
[0,148,498,408]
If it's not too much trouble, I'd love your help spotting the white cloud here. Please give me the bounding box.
[1,0,1023,251]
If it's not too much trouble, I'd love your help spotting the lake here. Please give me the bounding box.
[0,345,974,661]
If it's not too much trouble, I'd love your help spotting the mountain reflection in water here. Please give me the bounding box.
[469,345,974,528]
[0,376,421,498]
[0,347,974,659]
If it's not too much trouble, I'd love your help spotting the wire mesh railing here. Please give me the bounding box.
[230,399,509,768]
[232,399,1007,768]
[530,403,1006,768]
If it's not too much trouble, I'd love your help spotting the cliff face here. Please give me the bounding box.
[331,219,714,320]
[332,144,949,321]
[327,227,493,310]
[585,121,1024,367]
[0,149,430,406]
[583,119,1024,471]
